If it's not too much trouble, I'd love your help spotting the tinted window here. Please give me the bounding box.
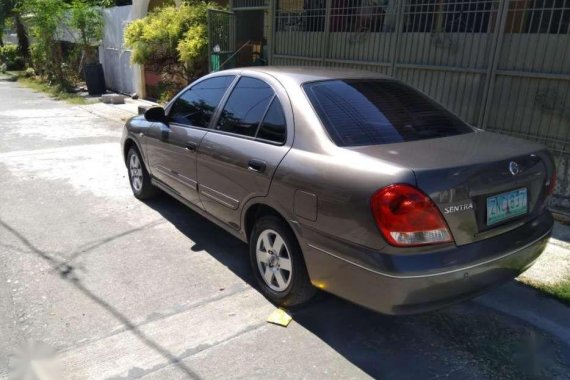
[257,98,286,143]
[303,80,473,147]
[216,77,274,137]
[169,76,234,127]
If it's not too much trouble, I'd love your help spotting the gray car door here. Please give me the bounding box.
[196,76,291,229]
[146,75,235,206]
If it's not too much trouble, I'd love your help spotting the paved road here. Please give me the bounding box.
[1,78,569,380]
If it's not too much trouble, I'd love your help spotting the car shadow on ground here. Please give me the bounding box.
[145,195,570,380]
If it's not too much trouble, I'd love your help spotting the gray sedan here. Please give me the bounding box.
[121,67,555,314]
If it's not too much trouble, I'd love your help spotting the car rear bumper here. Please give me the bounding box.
[301,211,553,314]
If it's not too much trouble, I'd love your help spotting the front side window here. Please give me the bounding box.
[216,77,275,137]
[303,79,473,147]
[169,76,235,128]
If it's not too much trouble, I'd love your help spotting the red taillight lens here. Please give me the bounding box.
[547,172,557,196]
[371,184,453,247]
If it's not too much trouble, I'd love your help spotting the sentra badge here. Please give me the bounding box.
[444,202,474,214]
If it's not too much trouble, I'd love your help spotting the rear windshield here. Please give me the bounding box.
[303,80,474,147]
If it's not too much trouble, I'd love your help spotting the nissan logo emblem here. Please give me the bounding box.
[509,161,520,176]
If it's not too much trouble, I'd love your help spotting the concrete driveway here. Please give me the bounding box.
[1,78,569,380]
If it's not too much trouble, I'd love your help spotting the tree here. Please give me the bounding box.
[124,0,222,90]
[0,0,30,58]
[69,0,104,67]
[23,0,69,85]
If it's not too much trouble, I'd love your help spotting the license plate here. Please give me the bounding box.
[486,188,528,226]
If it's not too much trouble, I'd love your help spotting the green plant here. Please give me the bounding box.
[0,44,19,62]
[0,44,25,70]
[23,0,69,87]
[69,0,103,66]
[0,0,31,59]
[24,67,35,77]
[124,0,221,89]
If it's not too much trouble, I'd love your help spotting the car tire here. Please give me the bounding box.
[127,147,158,200]
[249,215,316,307]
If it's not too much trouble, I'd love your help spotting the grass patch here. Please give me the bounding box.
[520,277,570,304]
[13,75,88,105]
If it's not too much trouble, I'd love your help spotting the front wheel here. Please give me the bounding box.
[127,147,158,200]
[249,215,316,307]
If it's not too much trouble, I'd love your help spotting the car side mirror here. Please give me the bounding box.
[144,106,167,123]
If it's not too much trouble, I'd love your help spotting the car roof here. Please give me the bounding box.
[214,66,393,85]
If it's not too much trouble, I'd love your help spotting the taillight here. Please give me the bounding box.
[546,171,557,196]
[371,184,453,247]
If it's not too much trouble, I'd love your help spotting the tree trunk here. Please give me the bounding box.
[14,13,30,59]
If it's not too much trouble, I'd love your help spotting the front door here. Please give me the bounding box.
[197,76,290,229]
[146,75,236,206]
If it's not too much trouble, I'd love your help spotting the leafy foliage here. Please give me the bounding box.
[22,0,69,85]
[21,0,104,89]
[0,44,25,70]
[125,0,221,88]
[69,0,104,64]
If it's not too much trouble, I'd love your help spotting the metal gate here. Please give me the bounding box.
[258,0,570,213]
[207,9,237,72]
[100,5,136,95]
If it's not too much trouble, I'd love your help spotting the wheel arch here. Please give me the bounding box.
[123,137,150,172]
[123,137,138,164]
[243,202,299,244]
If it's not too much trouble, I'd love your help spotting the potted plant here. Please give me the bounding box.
[70,0,105,95]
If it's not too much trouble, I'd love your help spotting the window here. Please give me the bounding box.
[303,79,473,147]
[404,0,495,33]
[216,77,275,137]
[506,0,570,34]
[276,0,326,32]
[330,0,392,32]
[168,76,235,128]
[257,98,287,143]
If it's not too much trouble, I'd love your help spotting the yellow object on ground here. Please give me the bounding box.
[267,308,292,327]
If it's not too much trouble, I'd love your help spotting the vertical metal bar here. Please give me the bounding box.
[208,9,212,73]
[322,0,332,64]
[389,0,405,77]
[478,0,510,128]
[268,0,277,65]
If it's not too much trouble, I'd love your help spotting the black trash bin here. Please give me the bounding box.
[84,63,106,95]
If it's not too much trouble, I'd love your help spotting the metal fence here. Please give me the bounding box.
[269,0,570,212]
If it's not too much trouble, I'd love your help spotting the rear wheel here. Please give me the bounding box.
[127,147,158,200]
[249,215,316,307]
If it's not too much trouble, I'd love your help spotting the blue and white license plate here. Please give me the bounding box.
[486,188,528,226]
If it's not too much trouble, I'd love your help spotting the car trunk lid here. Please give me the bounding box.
[350,131,554,246]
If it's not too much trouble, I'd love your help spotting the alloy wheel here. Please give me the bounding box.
[256,229,293,292]
[129,153,143,192]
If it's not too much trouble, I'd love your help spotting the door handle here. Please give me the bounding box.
[248,159,266,173]
[185,142,198,152]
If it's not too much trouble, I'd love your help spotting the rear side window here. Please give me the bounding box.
[257,98,286,143]
[169,76,235,128]
[303,80,473,147]
[216,77,274,137]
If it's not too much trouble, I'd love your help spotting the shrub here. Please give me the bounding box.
[0,44,25,70]
[0,45,19,63]
[24,67,36,77]
[124,0,222,89]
